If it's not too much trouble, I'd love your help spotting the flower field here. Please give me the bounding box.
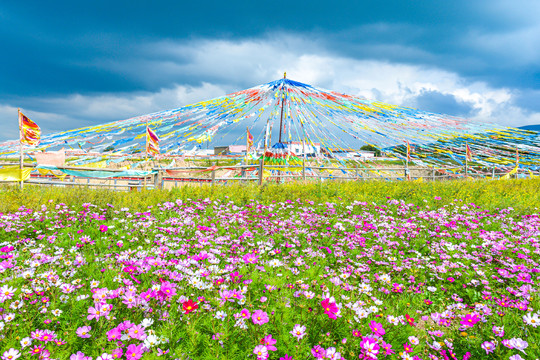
[0,193,539,359]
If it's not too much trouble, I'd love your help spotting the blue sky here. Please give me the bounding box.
[1,0,539,141]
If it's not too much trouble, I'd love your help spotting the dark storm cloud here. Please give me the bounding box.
[409,90,478,118]
[0,0,539,141]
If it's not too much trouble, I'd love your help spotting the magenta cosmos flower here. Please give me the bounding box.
[369,321,385,336]
[361,337,380,358]
[240,308,250,319]
[76,326,91,338]
[260,334,277,351]
[252,310,269,325]
[311,345,326,359]
[320,298,339,319]
[125,344,144,360]
[460,313,480,327]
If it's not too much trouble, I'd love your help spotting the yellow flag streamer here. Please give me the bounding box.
[0,167,32,181]
[500,166,519,180]
[38,168,67,181]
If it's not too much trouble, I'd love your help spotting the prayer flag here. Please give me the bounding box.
[406,141,411,162]
[146,126,160,156]
[19,111,41,146]
[247,127,254,151]
[466,143,472,162]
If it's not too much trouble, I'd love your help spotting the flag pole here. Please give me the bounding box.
[245,126,249,165]
[278,72,286,143]
[465,142,468,177]
[405,141,410,181]
[18,108,24,190]
[144,119,148,189]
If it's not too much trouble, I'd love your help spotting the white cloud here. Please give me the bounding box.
[1,35,539,142]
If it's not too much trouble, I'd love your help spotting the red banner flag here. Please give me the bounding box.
[146,126,160,156]
[466,143,472,162]
[247,127,254,152]
[19,111,41,146]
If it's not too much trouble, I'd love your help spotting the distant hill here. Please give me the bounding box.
[520,124,540,131]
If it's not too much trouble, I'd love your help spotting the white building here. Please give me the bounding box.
[283,141,321,155]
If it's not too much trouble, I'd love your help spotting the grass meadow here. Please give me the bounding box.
[0,178,539,360]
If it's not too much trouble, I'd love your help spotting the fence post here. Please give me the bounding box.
[153,170,163,189]
[211,162,216,186]
[302,158,306,182]
[258,159,264,186]
[432,168,435,181]
[355,165,359,181]
[492,167,495,179]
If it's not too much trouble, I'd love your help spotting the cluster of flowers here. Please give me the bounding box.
[0,198,539,359]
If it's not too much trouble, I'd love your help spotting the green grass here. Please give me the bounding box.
[1,178,539,214]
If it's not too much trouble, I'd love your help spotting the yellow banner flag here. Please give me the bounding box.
[0,166,32,181]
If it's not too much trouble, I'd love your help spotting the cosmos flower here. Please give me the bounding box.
[125,344,144,360]
[1,349,21,360]
[182,299,198,314]
[252,310,269,325]
[460,313,480,328]
[253,345,268,360]
[369,321,385,336]
[76,326,92,338]
[321,298,339,319]
[290,324,306,340]
[481,341,496,354]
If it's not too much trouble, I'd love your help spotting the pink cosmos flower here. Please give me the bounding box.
[97,354,113,360]
[290,324,307,340]
[360,337,380,359]
[460,313,480,327]
[128,324,147,340]
[381,341,395,355]
[279,355,294,360]
[325,347,341,360]
[125,344,144,360]
[253,345,268,360]
[481,341,496,354]
[243,253,259,264]
[403,343,413,353]
[321,298,339,319]
[252,310,269,325]
[106,327,122,341]
[492,325,504,337]
[99,225,108,232]
[70,352,91,360]
[2,349,21,360]
[240,308,250,319]
[87,304,109,321]
[260,334,277,351]
[311,345,326,359]
[76,326,91,338]
[111,349,123,359]
[369,321,385,336]
[38,330,56,342]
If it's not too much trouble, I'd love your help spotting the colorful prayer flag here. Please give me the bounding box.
[406,140,411,162]
[247,127,254,151]
[146,126,160,156]
[19,111,41,146]
[466,143,472,162]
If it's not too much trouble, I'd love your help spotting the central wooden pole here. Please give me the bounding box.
[278,72,286,143]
